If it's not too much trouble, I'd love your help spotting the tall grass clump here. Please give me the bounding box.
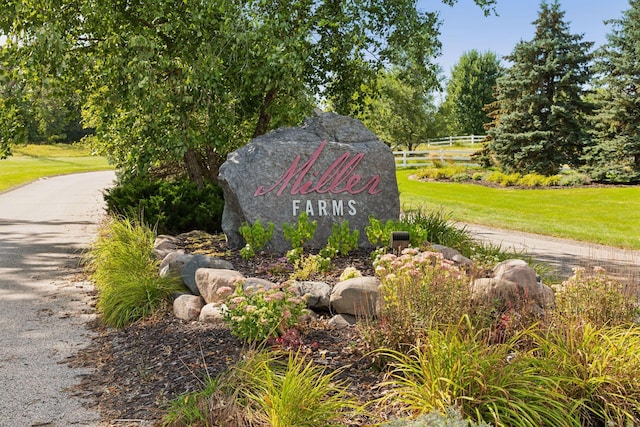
[378,321,578,427]
[85,217,185,328]
[163,349,358,427]
[525,323,640,426]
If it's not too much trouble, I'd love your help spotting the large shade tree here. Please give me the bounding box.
[439,49,502,136]
[485,0,593,175]
[0,0,496,183]
[584,0,640,183]
[355,69,441,151]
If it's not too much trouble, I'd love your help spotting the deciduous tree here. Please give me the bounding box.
[439,50,502,136]
[0,0,496,182]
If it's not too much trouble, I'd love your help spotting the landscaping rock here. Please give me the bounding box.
[180,254,234,295]
[328,313,357,329]
[330,276,381,318]
[173,294,205,321]
[431,244,474,270]
[198,303,227,323]
[195,268,245,304]
[293,280,331,311]
[153,235,182,259]
[471,260,555,316]
[242,277,277,293]
[218,112,400,252]
[159,252,191,277]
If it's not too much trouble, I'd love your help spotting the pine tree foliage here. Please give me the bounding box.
[485,1,593,176]
[584,0,640,183]
[440,50,502,136]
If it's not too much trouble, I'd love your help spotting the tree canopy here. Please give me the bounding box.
[0,0,496,182]
[583,0,640,183]
[439,50,502,136]
[484,0,593,176]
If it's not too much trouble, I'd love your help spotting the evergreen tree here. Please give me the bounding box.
[440,50,502,136]
[486,1,593,175]
[584,0,640,183]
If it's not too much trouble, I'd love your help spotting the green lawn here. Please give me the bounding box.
[397,169,640,250]
[0,144,112,193]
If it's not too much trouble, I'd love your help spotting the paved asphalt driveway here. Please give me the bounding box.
[0,171,115,427]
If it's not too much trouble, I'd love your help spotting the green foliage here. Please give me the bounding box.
[103,177,224,235]
[85,217,186,328]
[554,266,639,327]
[283,212,317,263]
[324,220,360,257]
[355,68,442,151]
[223,283,306,344]
[402,207,473,249]
[415,165,469,180]
[1,1,500,181]
[290,254,332,281]
[583,1,640,183]
[164,349,358,427]
[528,323,640,427]
[365,216,428,248]
[378,323,578,427]
[239,220,275,260]
[485,1,593,176]
[368,249,481,352]
[438,50,503,136]
[244,350,358,426]
[484,171,521,187]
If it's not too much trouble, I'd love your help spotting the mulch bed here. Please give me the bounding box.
[68,234,395,426]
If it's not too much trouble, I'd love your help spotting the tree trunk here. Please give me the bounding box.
[252,87,279,138]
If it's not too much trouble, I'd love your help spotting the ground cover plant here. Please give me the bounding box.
[0,143,111,192]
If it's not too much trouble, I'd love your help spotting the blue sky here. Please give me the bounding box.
[422,0,631,78]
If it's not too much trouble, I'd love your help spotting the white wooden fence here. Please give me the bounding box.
[393,135,486,168]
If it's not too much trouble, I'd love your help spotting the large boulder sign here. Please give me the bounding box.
[218,112,400,252]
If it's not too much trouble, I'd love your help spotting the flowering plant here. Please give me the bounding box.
[223,282,307,343]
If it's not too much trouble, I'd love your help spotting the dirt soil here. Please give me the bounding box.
[68,234,392,426]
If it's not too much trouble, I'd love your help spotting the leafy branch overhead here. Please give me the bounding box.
[0,0,495,183]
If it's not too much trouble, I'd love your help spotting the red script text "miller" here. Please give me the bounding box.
[254,141,381,197]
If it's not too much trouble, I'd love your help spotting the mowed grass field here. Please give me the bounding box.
[397,168,640,250]
[0,144,112,193]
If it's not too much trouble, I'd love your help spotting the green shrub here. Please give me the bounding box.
[239,220,275,259]
[323,220,360,257]
[527,323,640,426]
[416,165,468,181]
[402,207,473,249]
[223,282,307,343]
[517,173,547,187]
[485,171,521,187]
[553,266,639,327]
[558,172,590,186]
[367,249,477,351]
[85,217,186,328]
[103,177,224,235]
[542,174,561,186]
[365,216,428,248]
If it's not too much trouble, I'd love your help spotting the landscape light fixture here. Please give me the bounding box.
[390,231,410,252]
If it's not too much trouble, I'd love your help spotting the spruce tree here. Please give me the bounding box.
[486,1,593,175]
[584,0,640,183]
